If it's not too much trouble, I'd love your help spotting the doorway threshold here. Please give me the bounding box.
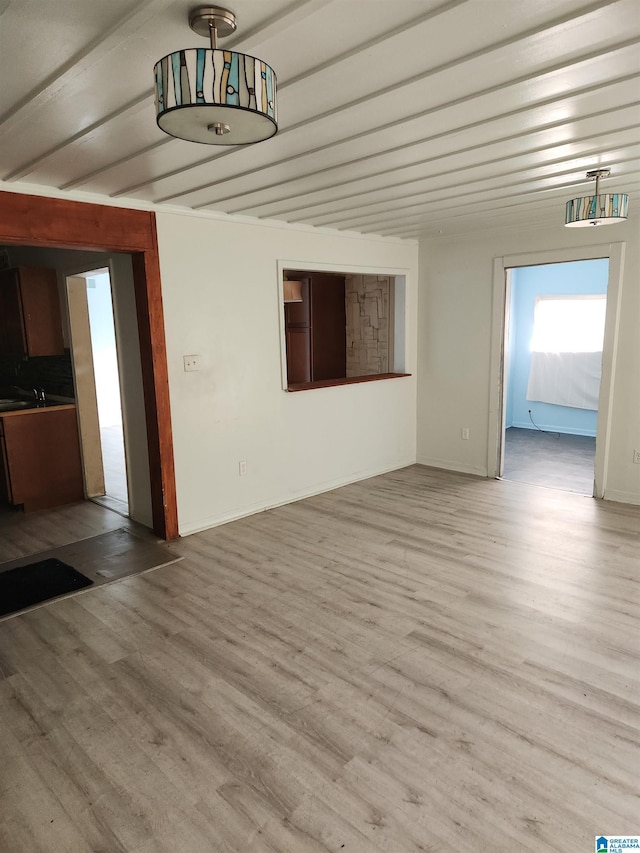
[91,494,129,518]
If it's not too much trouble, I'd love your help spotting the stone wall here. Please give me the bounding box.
[345,274,393,377]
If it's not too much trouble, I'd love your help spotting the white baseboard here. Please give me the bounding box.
[508,422,596,437]
[602,489,640,506]
[415,456,487,477]
[178,459,639,536]
[178,457,417,536]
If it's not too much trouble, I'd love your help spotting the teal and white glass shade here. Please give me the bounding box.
[154,48,277,145]
[565,192,629,227]
[565,170,629,227]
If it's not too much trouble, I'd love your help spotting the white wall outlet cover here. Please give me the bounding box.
[183,354,201,371]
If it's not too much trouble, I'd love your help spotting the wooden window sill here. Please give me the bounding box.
[287,372,411,392]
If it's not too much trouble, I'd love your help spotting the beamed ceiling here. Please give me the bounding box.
[1,0,639,239]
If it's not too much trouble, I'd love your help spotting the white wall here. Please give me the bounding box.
[417,217,640,505]
[155,212,418,535]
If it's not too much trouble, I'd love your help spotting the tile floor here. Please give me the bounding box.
[95,424,128,515]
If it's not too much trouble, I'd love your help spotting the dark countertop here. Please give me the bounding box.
[0,399,76,416]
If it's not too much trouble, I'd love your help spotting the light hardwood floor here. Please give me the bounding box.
[0,465,638,852]
[0,499,135,564]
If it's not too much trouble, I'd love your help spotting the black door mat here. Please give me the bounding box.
[0,558,93,617]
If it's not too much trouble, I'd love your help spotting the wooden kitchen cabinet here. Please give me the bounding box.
[0,266,65,356]
[284,272,346,385]
[0,406,84,511]
[285,277,312,384]
[310,272,346,381]
[285,327,312,384]
[0,424,10,506]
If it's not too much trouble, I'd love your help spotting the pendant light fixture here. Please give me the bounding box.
[565,168,629,227]
[154,6,277,145]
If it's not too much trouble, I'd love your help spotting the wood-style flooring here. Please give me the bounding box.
[0,499,134,564]
[503,426,596,495]
[0,465,638,852]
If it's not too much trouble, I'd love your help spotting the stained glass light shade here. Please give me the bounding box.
[565,192,629,227]
[154,48,277,145]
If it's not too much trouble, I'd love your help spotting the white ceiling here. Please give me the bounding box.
[1,0,639,239]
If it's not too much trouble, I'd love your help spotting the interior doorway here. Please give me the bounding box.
[0,190,177,540]
[488,243,626,500]
[501,259,608,495]
[67,267,129,516]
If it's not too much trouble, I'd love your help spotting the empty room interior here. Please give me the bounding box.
[0,1,639,851]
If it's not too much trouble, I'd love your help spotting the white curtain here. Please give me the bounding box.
[526,350,602,410]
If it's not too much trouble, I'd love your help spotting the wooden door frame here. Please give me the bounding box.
[66,274,106,499]
[0,190,178,539]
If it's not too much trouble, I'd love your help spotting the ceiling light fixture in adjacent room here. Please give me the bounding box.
[154,6,277,145]
[565,168,629,227]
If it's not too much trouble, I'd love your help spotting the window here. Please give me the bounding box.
[282,269,408,391]
[527,295,606,410]
[530,295,606,353]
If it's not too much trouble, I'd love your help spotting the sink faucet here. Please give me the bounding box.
[32,387,46,404]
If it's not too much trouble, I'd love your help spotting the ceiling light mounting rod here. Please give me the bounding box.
[198,7,237,135]
[586,167,610,198]
[188,6,237,48]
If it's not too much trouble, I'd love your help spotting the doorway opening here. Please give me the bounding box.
[68,268,129,516]
[488,243,625,501]
[0,190,177,541]
[0,238,155,552]
[501,260,608,495]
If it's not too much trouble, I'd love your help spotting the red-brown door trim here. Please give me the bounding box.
[0,191,178,540]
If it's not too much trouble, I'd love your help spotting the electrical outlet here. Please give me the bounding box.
[633,449,640,464]
[183,354,201,372]
[461,427,470,440]
[239,460,247,476]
